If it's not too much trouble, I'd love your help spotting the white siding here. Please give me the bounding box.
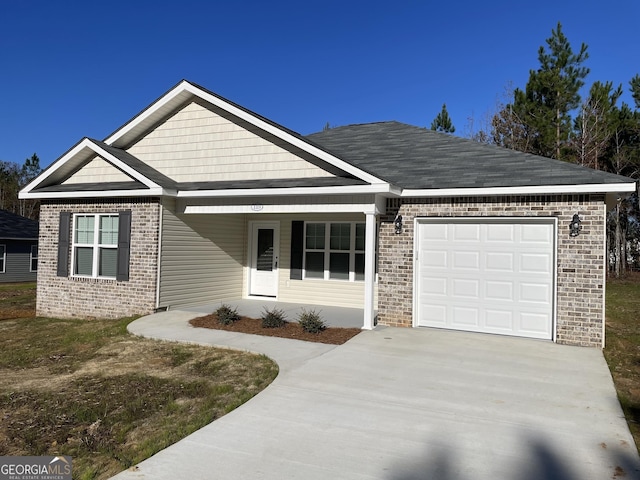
[158,200,245,308]
[62,156,132,184]
[128,102,333,182]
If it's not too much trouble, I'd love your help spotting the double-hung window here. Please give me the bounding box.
[30,245,38,272]
[72,214,119,278]
[304,222,365,281]
[0,245,5,273]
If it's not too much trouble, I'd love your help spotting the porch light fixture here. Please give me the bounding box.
[569,213,582,237]
[394,214,403,235]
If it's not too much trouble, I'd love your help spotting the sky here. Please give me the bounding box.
[1,0,639,168]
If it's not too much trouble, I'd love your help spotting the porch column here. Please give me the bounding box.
[363,212,376,330]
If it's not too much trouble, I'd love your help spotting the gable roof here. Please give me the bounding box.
[20,82,636,201]
[21,137,179,198]
[306,122,635,194]
[0,210,38,240]
[103,80,384,185]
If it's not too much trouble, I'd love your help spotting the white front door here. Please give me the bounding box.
[249,222,280,297]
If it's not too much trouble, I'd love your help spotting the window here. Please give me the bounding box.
[72,214,119,278]
[0,245,5,273]
[30,245,38,272]
[303,222,365,281]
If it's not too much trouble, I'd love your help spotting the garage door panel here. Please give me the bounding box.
[485,281,514,301]
[485,252,514,272]
[486,224,515,242]
[452,279,479,298]
[422,250,448,268]
[520,253,552,274]
[521,224,553,243]
[453,224,480,241]
[422,223,448,240]
[453,251,480,269]
[520,283,551,303]
[452,306,479,327]
[420,304,448,325]
[485,309,514,330]
[416,219,554,340]
[520,312,551,336]
[421,277,447,296]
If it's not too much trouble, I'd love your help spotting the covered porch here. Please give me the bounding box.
[182,299,376,329]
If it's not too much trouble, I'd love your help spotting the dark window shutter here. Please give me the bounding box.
[57,212,71,277]
[290,221,304,280]
[116,210,132,281]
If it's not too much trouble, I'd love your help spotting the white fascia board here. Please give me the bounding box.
[184,203,377,215]
[91,143,162,190]
[20,139,94,196]
[19,138,165,199]
[104,81,385,185]
[103,82,189,146]
[182,84,385,184]
[401,182,637,197]
[176,183,392,198]
[20,188,167,200]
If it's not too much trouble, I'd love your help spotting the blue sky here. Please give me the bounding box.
[1,0,638,168]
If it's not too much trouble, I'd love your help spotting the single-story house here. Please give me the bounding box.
[0,209,38,282]
[19,80,636,347]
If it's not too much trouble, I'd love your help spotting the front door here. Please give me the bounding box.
[249,222,279,297]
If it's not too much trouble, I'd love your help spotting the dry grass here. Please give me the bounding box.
[604,273,640,454]
[0,283,278,479]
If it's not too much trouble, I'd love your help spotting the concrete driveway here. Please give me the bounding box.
[112,311,640,480]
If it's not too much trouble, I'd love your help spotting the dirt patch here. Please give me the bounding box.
[190,314,361,345]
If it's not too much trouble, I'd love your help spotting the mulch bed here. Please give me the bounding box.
[189,315,361,345]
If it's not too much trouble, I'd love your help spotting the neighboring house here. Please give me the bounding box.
[0,209,38,283]
[19,80,636,346]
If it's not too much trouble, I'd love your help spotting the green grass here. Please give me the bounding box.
[0,284,278,479]
[604,275,640,453]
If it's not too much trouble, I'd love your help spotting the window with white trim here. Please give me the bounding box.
[0,245,5,273]
[30,245,38,272]
[304,222,365,281]
[71,214,119,278]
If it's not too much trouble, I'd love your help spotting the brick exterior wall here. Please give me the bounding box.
[378,195,606,347]
[37,198,161,319]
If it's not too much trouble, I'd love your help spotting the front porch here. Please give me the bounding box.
[182,299,377,329]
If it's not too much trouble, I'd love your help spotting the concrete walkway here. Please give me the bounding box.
[112,310,640,480]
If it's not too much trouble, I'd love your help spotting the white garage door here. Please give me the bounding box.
[415,218,555,340]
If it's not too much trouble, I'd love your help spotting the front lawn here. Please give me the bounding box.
[0,283,278,479]
[604,274,640,453]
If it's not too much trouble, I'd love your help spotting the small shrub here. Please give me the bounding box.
[298,309,326,334]
[215,304,240,325]
[261,307,287,329]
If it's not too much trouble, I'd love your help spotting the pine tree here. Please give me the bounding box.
[430,104,455,133]
[494,23,589,159]
[630,74,640,110]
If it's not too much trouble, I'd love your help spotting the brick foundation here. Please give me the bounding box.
[37,198,161,319]
[377,195,606,347]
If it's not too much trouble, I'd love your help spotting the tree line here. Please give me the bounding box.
[460,22,640,276]
[0,153,42,220]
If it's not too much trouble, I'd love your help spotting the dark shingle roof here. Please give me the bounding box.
[90,140,178,189]
[176,176,367,191]
[0,210,38,240]
[306,121,633,189]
